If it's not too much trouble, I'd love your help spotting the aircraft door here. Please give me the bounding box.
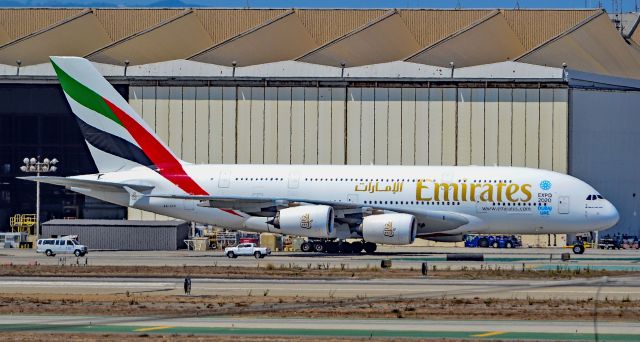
[288,172,300,189]
[558,196,570,214]
[218,170,230,188]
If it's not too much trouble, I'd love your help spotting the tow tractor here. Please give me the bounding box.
[464,234,520,248]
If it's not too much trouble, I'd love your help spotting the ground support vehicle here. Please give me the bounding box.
[224,243,270,259]
[598,236,622,250]
[36,237,88,257]
[465,235,520,248]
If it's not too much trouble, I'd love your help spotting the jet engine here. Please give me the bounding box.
[270,205,336,238]
[361,213,416,245]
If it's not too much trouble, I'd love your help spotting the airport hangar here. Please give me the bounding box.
[0,8,639,242]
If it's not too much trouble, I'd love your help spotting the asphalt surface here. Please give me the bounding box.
[1,315,639,340]
[2,275,640,299]
[2,246,640,271]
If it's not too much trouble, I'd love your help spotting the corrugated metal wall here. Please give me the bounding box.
[570,89,640,236]
[42,223,190,250]
[128,85,568,220]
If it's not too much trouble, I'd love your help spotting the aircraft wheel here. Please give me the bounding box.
[300,242,312,252]
[326,242,339,254]
[572,244,585,254]
[363,242,377,254]
[313,242,326,253]
[339,242,352,254]
[351,242,364,254]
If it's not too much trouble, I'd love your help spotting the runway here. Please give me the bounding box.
[1,315,639,340]
[2,275,640,299]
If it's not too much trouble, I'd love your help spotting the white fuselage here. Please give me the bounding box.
[72,164,619,240]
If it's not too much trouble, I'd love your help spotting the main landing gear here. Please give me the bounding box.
[300,240,377,254]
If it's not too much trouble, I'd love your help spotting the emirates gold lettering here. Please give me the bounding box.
[434,182,459,201]
[413,179,532,204]
[480,184,493,202]
[506,184,519,202]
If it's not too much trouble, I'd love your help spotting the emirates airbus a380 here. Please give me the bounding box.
[22,57,620,254]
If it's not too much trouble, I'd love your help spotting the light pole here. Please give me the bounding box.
[20,157,58,239]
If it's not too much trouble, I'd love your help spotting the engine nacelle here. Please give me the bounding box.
[361,213,416,245]
[271,205,335,238]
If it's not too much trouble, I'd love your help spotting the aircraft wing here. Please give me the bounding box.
[146,193,473,234]
[18,176,154,193]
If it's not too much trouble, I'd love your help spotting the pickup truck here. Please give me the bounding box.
[225,243,271,259]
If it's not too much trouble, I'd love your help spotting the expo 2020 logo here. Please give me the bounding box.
[540,180,552,191]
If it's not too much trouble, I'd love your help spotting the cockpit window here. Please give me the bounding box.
[586,194,604,200]
[586,195,592,200]
[597,195,603,199]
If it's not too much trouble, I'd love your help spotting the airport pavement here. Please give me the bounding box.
[2,275,640,299]
[1,315,639,340]
[2,246,640,271]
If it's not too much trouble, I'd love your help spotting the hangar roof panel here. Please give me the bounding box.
[86,10,214,66]
[93,8,182,41]
[127,59,232,77]
[235,60,341,78]
[0,24,9,45]
[297,10,421,67]
[399,9,492,47]
[195,9,288,44]
[407,11,526,67]
[344,61,450,78]
[189,11,318,67]
[0,63,15,75]
[296,9,387,45]
[502,9,600,50]
[454,61,563,79]
[0,8,83,40]
[0,8,637,79]
[0,10,112,66]
[518,11,640,79]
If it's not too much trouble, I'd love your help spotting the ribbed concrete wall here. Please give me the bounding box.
[128,85,569,220]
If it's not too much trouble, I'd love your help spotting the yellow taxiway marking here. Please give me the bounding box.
[134,325,174,332]
[472,331,507,337]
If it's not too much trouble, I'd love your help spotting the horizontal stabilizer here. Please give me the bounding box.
[18,176,154,193]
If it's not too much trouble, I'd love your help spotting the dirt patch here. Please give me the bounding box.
[1,333,407,342]
[0,264,635,280]
[1,292,638,322]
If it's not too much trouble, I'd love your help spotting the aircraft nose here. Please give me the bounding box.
[600,200,620,229]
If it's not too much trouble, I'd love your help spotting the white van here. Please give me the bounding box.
[36,237,88,257]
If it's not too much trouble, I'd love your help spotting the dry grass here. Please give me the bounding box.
[0,333,399,342]
[1,292,638,322]
[0,264,636,280]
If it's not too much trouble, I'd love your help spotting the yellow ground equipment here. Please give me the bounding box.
[9,214,36,235]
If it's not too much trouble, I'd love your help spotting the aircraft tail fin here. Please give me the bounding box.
[50,56,182,173]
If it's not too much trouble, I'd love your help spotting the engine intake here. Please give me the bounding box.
[361,213,416,245]
[270,205,335,238]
